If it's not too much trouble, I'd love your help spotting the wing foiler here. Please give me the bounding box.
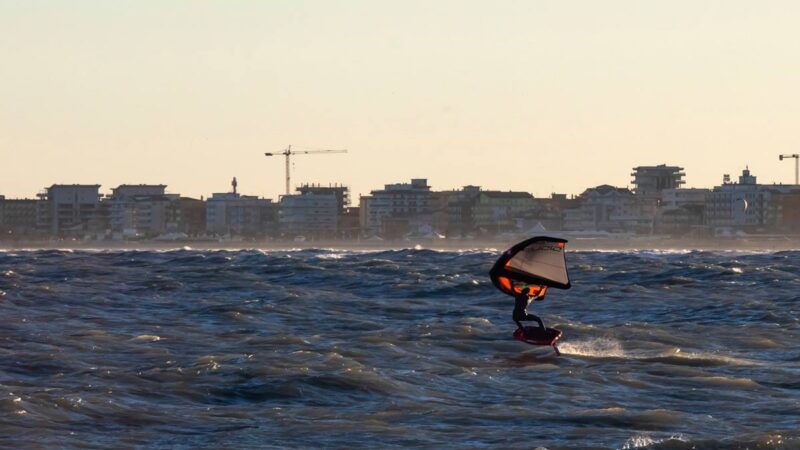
[490,236,571,295]
[489,236,571,354]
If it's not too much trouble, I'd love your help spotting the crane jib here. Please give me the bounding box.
[264,145,348,195]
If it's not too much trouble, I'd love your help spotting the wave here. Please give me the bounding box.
[558,338,626,358]
[622,434,688,449]
[1,249,798,449]
[619,432,800,450]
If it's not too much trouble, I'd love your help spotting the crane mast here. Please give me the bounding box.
[265,145,347,195]
[779,154,799,185]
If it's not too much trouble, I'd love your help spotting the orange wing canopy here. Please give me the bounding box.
[490,236,571,297]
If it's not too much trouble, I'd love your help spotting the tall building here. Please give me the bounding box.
[206,179,276,237]
[0,196,39,239]
[364,179,432,236]
[288,184,355,238]
[108,184,175,238]
[279,191,339,238]
[175,197,207,236]
[706,167,763,229]
[630,165,687,234]
[36,185,105,237]
[430,190,453,236]
[660,188,709,210]
[777,192,800,233]
[207,193,276,237]
[472,190,535,234]
[706,168,800,231]
[631,165,686,196]
[296,184,349,214]
[446,186,482,237]
[358,195,372,235]
[657,188,710,235]
[338,206,361,239]
[525,194,575,231]
[564,185,642,233]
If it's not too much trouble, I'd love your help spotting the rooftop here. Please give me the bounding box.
[582,185,633,196]
[480,191,534,199]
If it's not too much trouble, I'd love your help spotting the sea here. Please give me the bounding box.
[0,248,798,449]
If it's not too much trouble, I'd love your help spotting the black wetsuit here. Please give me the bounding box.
[513,292,545,331]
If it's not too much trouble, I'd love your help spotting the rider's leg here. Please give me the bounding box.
[525,313,545,329]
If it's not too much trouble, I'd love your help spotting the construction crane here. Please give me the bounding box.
[265,145,348,195]
[779,154,799,185]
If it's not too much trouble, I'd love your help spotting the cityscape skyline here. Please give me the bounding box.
[2,164,799,244]
[3,2,800,200]
[1,157,797,202]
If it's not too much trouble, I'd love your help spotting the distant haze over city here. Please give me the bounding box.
[2,1,799,200]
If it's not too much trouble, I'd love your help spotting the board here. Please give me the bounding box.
[513,326,562,346]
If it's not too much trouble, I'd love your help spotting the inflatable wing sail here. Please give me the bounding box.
[490,236,571,297]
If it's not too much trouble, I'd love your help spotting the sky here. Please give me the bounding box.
[2,1,799,201]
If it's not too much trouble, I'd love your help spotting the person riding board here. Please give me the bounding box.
[513,284,547,332]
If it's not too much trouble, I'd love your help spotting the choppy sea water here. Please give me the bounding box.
[0,248,798,449]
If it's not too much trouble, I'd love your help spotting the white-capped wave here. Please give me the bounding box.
[558,338,625,358]
[131,335,161,342]
[621,434,687,449]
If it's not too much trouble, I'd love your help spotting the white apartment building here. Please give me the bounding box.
[108,185,175,238]
[207,192,275,236]
[279,192,338,237]
[706,168,800,230]
[657,188,710,234]
[660,188,709,211]
[363,179,432,235]
[564,185,643,233]
[36,184,104,237]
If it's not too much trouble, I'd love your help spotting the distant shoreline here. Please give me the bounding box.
[1,236,798,252]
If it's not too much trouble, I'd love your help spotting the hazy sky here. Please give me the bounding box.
[2,1,799,200]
